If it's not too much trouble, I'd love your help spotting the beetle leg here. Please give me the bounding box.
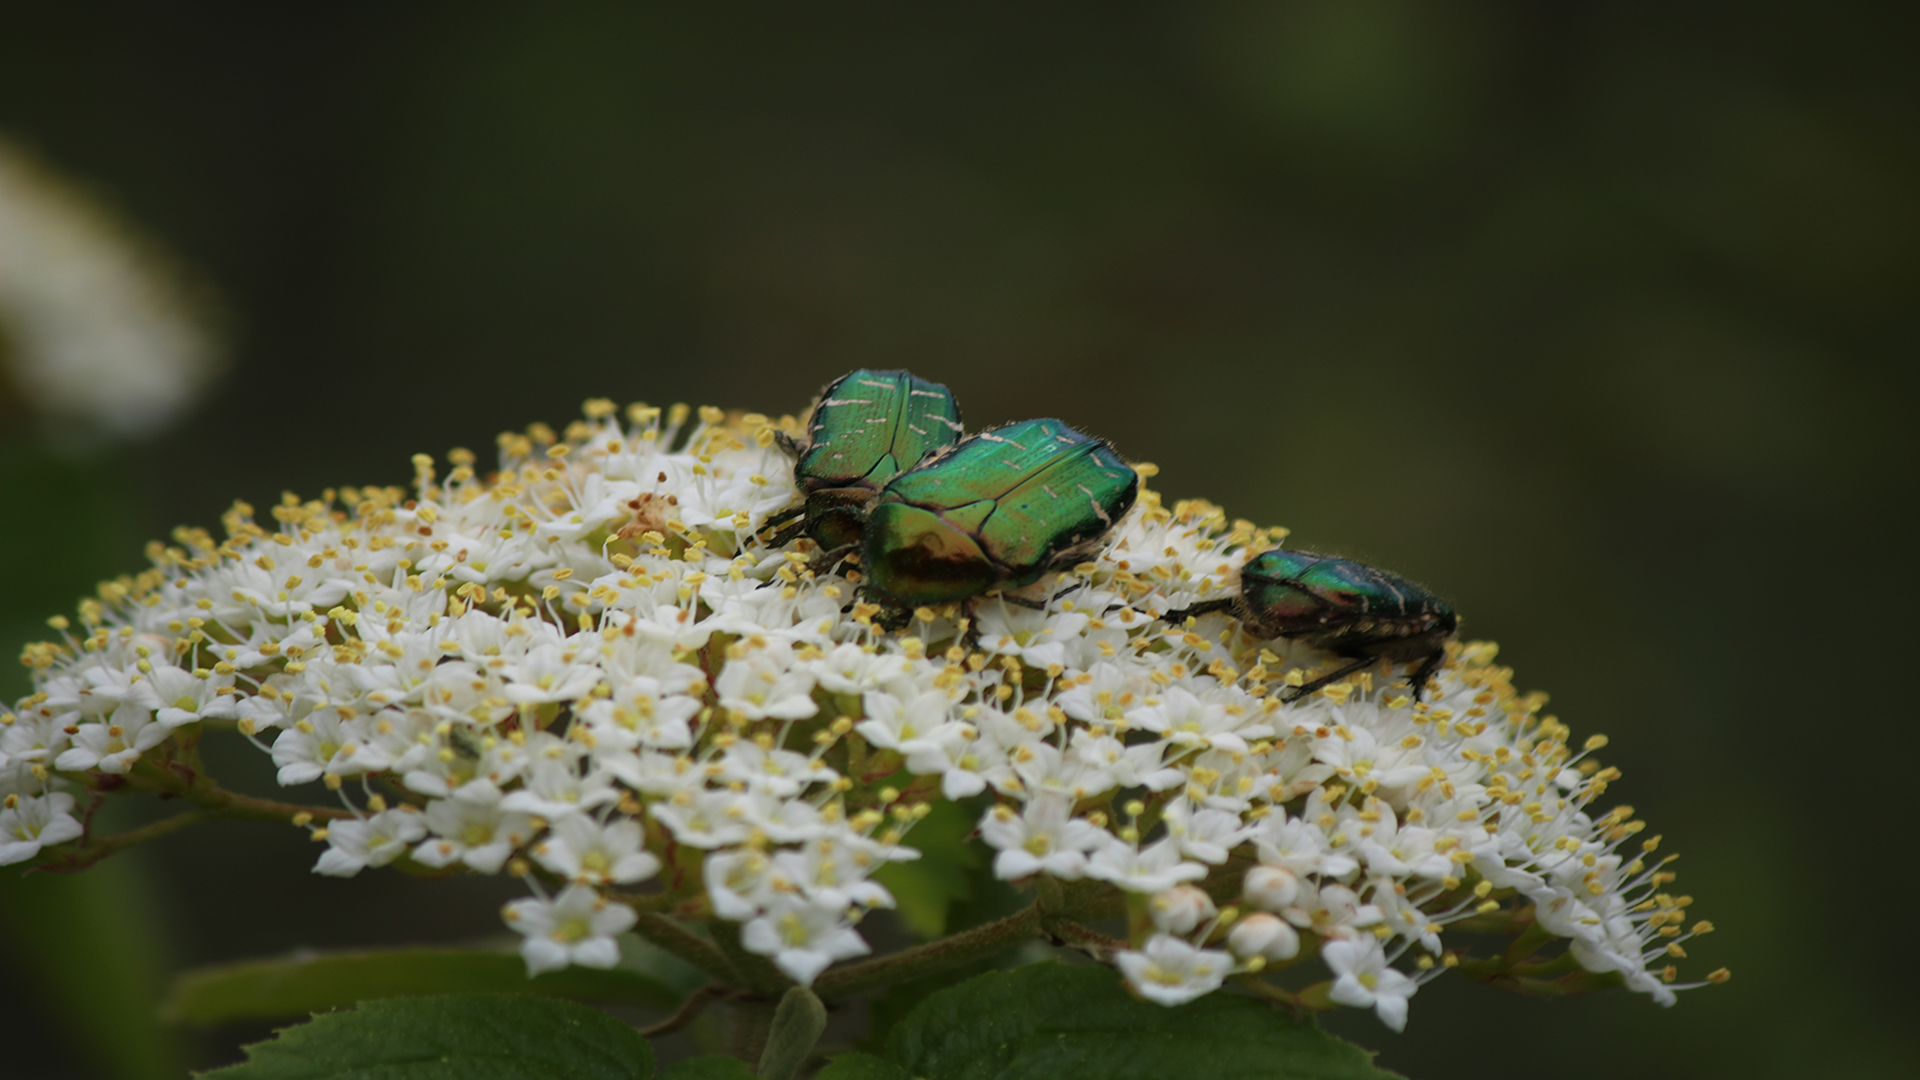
[1404,649,1446,705]
[757,508,807,549]
[1278,655,1382,703]
[994,592,1049,612]
[806,543,859,579]
[1160,597,1236,624]
[986,580,1093,624]
[772,431,804,459]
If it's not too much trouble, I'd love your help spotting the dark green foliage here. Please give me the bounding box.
[164,946,696,1024]
[812,1055,913,1080]
[863,963,1402,1080]
[197,993,652,1079]
[868,799,991,939]
[655,1057,757,1080]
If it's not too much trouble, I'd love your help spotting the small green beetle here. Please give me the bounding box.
[1166,550,1457,703]
[860,417,1139,615]
[763,369,964,560]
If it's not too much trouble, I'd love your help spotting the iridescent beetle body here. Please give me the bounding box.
[765,369,963,557]
[861,417,1139,612]
[1167,550,1457,703]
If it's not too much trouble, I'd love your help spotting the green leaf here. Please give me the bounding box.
[757,987,828,1080]
[869,798,985,938]
[198,993,652,1079]
[166,946,688,1024]
[862,943,1049,1049]
[865,799,1027,1045]
[883,963,1403,1080]
[656,1056,758,1080]
[813,1053,913,1080]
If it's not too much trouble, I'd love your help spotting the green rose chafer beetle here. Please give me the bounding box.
[1166,550,1457,703]
[860,417,1139,614]
[764,369,964,560]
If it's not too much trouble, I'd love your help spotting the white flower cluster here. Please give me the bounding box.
[2,398,1712,1028]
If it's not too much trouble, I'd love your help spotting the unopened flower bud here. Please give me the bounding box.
[1150,885,1218,935]
[1243,865,1302,911]
[1227,912,1300,961]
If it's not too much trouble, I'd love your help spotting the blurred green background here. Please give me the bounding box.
[2,3,1915,1077]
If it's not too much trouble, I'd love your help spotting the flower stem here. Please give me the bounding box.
[182,785,356,824]
[815,901,1044,1001]
[604,888,679,913]
[1236,974,1307,1011]
[708,919,792,997]
[1042,918,1127,956]
[640,983,722,1039]
[630,911,741,987]
[40,757,356,872]
[1499,917,1554,966]
[119,749,355,824]
[34,808,211,873]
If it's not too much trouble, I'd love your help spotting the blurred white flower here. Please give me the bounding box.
[0,791,83,864]
[1115,935,1232,1006]
[504,883,638,975]
[314,808,427,877]
[740,894,872,986]
[0,138,219,439]
[1324,937,1419,1032]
